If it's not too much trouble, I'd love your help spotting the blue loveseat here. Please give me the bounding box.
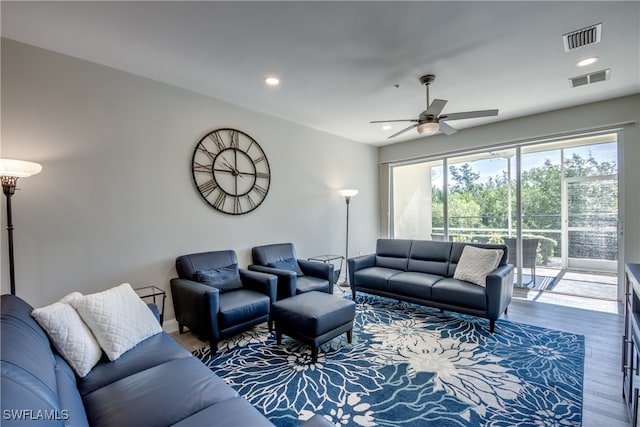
[0,294,331,427]
[348,239,514,332]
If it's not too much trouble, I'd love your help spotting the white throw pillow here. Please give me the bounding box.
[453,246,504,287]
[70,283,162,361]
[31,292,103,377]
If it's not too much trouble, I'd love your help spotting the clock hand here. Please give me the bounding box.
[223,158,249,179]
[221,158,233,170]
[221,158,240,176]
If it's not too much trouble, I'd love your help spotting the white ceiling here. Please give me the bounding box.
[2,1,639,146]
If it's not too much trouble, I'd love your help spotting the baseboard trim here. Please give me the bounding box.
[163,318,179,334]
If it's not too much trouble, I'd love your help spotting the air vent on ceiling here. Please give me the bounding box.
[569,69,610,88]
[563,23,602,52]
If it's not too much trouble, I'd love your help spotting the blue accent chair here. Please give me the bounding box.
[249,243,334,300]
[171,250,277,353]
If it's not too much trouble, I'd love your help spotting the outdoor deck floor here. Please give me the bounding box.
[514,267,618,301]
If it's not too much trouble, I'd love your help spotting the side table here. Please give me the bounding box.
[308,254,344,292]
[134,286,166,325]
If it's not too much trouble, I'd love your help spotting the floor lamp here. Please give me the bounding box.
[338,189,358,287]
[0,159,43,296]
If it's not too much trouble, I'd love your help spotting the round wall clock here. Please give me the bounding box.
[191,128,271,215]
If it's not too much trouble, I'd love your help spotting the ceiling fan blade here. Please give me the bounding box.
[425,99,447,117]
[440,109,499,121]
[438,121,458,135]
[370,119,418,124]
[387,124,418,139]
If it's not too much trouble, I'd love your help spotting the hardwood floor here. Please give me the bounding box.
[171,289,630,426]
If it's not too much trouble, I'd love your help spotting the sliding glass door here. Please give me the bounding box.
[389,132,620,300]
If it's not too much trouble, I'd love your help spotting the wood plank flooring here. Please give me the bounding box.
[171,289,630,426]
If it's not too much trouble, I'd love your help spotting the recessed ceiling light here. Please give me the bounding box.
[264,76,280,86]
[382,125,392,130]
[576,57,599,67]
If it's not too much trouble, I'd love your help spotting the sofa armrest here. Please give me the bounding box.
[170,278,220,339]
[248,265,297,299]
[239,269,278,303]
[347,254,376,285]
[298,259,334,283]
[485,264,515,321]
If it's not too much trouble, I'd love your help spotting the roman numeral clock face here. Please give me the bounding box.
[191,128,270,215]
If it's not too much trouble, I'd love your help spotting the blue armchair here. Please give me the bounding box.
[171,250,277,353]
[250,243,334,300]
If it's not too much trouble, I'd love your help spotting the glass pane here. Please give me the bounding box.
[520,147,562,269]
[446,150,515,243]
[392,162,432,239]
[567,179,618,261]
[564,141,617,178]
[430,163,445,240]
[568,231,617,260]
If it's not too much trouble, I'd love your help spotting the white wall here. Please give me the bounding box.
[380,94,640,296]
[0,39,380,319]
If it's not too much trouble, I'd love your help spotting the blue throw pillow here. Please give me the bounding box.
[268,257,304,277]
[195,265,243,293]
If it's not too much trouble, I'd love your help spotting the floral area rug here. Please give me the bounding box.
[193,294,584,426]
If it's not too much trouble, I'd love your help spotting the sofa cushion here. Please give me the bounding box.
[453,245,504,287]
[195,265,243,293]
[388,272,444,300]
[70,283,162,361]
[252,243,298,267]
[82,357,238,427]
[375,239,411,271]
[431,278,488,310]
[78,332,192,396]
[53,354,90,426]
[218,290,270,330]
[408,240,452,276]
[295,275,330,293]
[176,250,240,281]
[171,397,275,426]
[353,266,402,291]
[31,292,103,377]
[268,257,304,276]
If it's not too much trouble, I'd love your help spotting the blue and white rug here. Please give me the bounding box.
[194,295,584,426]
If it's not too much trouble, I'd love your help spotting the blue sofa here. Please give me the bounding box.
[0,294,330,427]
[348,239,514,332]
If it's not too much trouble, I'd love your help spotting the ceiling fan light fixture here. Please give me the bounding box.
[417,122,439,135]
[576,56,599,67]
[264,76,280,86]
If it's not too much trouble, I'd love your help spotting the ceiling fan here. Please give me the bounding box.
[371,74,499,139]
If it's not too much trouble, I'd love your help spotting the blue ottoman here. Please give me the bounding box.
[272,291,356,363]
